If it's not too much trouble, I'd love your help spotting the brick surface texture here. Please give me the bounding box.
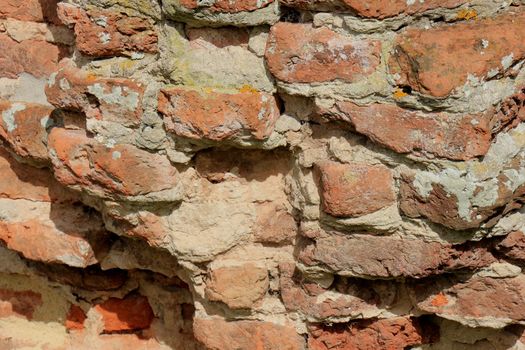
[0,0,525,349]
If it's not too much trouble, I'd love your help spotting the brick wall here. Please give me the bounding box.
[1,0,525,349]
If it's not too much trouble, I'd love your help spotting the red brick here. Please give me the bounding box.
[298,233,495,278]
[314,161,395,218]
[0,101,54,163]
[177,0,275,13]
[281,0,466,18]
[57,4,157,57]
[390,10,525,97]
[46,62,144,127]
[65,305,87,331]
[324,102,491,160]
[94,295,154,333]
[205,264,269,309]
[0,289,42,320]
[158,87,279,142]
[413,275,525,327]
[0,148,75,202]
[48,128,179,200]
[265,22,381,83]
[308,317,438,350]
[279,263,398,320]
[0,212,103,268]
[193,317,305,350]
[0,0,59,23]
[0,34,66,79]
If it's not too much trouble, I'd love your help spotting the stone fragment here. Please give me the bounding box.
[94,295,154,333]
[265,22,381,84]
[0,289,42,320]
[158,87,279,142]
[193,317,305,350]
[65,305,86,330]
[0,34,66,79]
[495,231,525,263]
[489,85,525,135]
[308,317,439,350]
[280,0,466,18]
[0,101,53,163]
[48,128,180,201]
[205,264,269,309]
[164,25,274,92]
[399,172,517,230]
[412,275,525,328]
[162,0,279,26]
[390,10,525,97]
[297,233,495,278]
[323,102,491,160]
[57,4,157,57]
[45,63,144,127]
[254,203,297,244]
[314,161,395,218]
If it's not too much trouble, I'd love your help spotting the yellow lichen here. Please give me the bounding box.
[393,88,408,99]
[456,8,478,21]
[239,84,259,94]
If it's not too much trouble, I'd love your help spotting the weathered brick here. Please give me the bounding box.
[94,295,154,333]
[193,317,305,350]
[57,4,157,57]
[0,34,66,79]
[162,0,279,27]
[0,148,75,202]
[158,87,279,142]
[308,317,438,350]
[298,233,495,278]
[0,0,59,23]
[412,275,525,328]
[323,102,491,160]
[390,10,525,97]
[0,214,103,268]
[279,263,398,320]
[399,169,525,230]
[177,0,275,12]
[0,101,54,163]
[46,63,144,127]
[205,264,269,309]
[314,161,395,218]
[265,22,381,83]
[254,203,297,244]
[281,0,466,18]
[48,128,180,201]
[0,289,42,320]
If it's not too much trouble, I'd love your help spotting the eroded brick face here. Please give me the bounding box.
[4,0,525,349]
[314,161,395,217]
[265,22,381,83]
[390,10,525,97]
[57,4,158,57]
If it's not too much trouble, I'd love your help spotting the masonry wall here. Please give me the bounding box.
[1,0,525,349]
